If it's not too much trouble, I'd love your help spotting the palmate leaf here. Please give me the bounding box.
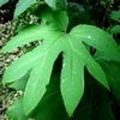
[2,10,120,117]
[40,9,68,31]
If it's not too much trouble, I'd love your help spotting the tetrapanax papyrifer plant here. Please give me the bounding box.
[1,0,120,120]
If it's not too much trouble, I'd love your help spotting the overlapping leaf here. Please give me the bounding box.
[110,25,120,34]
[72,77,115,120]
[14,0,37,17]
[98,60,120,102]
[2,10,120,117]
[110,10,120,22]
[14,0,67,18]
[45,0,67,10]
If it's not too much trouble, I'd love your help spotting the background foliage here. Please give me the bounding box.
[0,0,120,120]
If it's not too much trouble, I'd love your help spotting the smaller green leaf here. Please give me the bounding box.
[110,25,120,34]
[110,10,120,22]
[98,60,120,102]
[45,0,67,10]
[0,0,8,6]
[14,0,36,17]
[40,8,69,31]
[7,97,28,120]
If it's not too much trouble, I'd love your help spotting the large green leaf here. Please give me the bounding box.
[2,10,120,117]
[14,0,36,17]
[0,0,8,6]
